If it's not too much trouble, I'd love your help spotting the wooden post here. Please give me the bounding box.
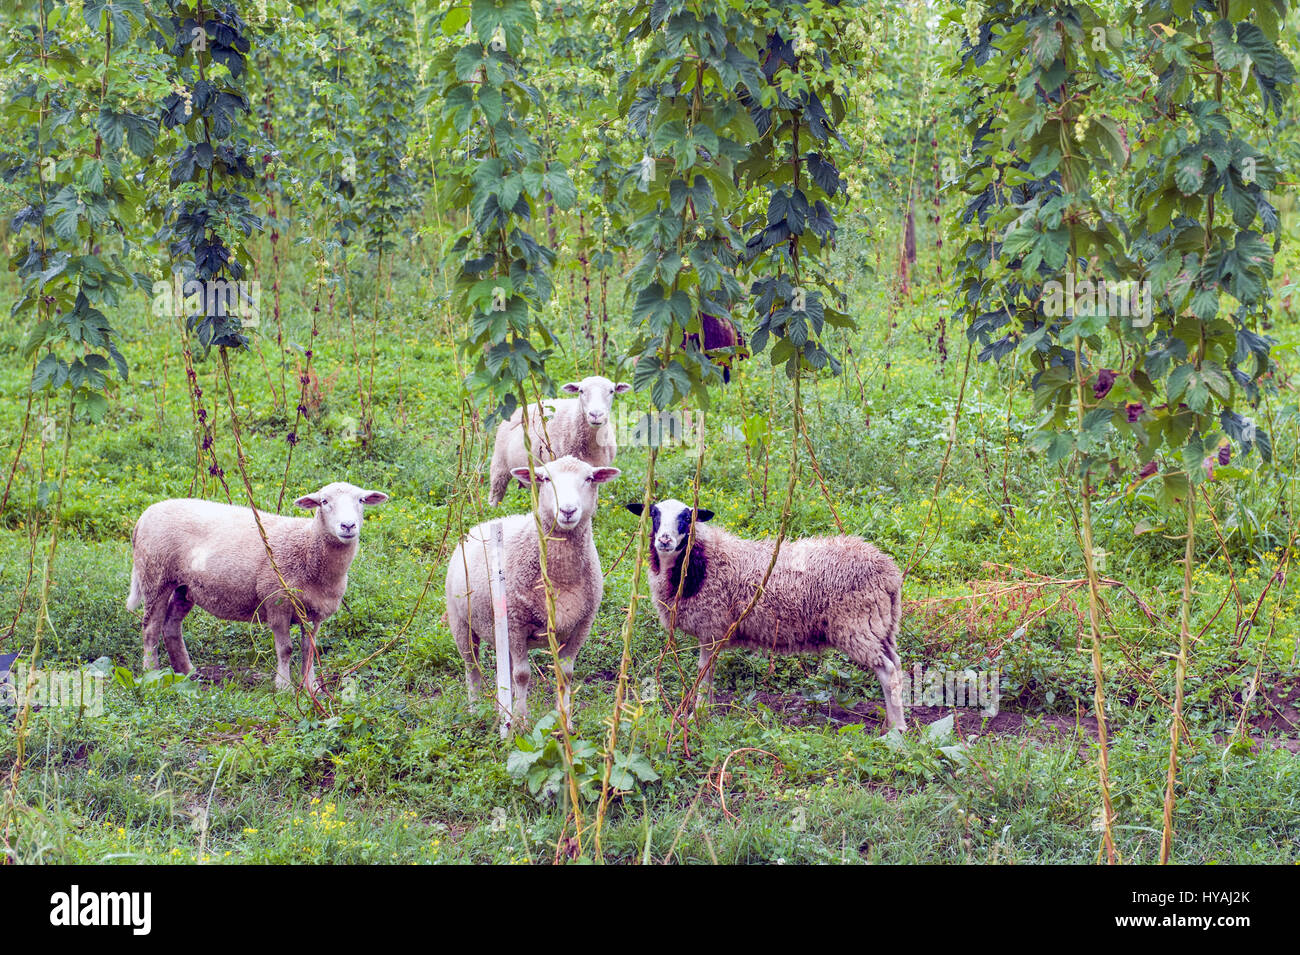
[488,520,512,737]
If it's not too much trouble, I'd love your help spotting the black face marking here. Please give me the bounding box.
[667,537,707,600]
[648,504,662,573]
[674,509,692,549]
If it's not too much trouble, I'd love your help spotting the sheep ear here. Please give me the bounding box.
[561,382,581,394]
[511,467,543,485]
[294,495,322,511]
[625,502,645,516]
[361,491,388,506]
[614,382,632,394]
[694,508,714,522]
[589,467,620,484]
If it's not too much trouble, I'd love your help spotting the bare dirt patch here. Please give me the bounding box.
[714,684,1300,753]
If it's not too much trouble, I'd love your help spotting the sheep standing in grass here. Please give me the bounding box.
[126,483,389,690]
[447,455,620,731]
[488,376,631,505]
[626,499,906,731]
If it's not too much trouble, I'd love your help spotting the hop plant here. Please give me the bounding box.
[1074,112,1091,143]
[963,2,985,44]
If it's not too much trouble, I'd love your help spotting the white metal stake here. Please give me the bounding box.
[488,520,512,737]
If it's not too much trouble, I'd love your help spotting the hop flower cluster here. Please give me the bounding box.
[1074,112,1092,143]
[963,2,985,44]
[173,81,194,119]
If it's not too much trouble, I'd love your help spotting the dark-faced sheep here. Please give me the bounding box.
[626,498,906,731]
[127,483,388,690]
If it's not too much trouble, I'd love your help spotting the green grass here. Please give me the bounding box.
[2,241,1299,864]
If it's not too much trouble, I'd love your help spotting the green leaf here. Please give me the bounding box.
[1174,152,1204,194]
[543,163,576,210]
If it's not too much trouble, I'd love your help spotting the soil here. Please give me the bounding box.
[1240,681,1300,754]
[706,681,1300,753]
[194,663,265,689]
[193,665,1300,753]
[719,688,1102,743]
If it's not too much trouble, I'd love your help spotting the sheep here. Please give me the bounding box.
[126,483,389,690]
[488,376,631,505]
[625,498,906,731]
[447,455,620,731]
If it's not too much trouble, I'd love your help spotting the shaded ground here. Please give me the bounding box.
[728,688,1101,742]
[194,663,266,689]
[174,665,1300,754]
[1244,681,1300,754]
[712,680,1300,753]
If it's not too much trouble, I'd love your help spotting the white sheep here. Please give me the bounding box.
[126,483,389,690]
[447,455,620,730]
[487,376,631,505]
[626,498,906,731]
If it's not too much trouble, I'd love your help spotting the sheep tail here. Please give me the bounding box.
[126,520,142,611]
[126,563,141,611]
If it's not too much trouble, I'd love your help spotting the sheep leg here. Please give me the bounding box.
[508,641,532,735]
[271,616,295,691]
[141,585,170,671]
[160,587,195,676]
[300,622,319,691]
[871,648,907,733]
[463,633,484,702]
[695,643,719,714]
[449,612,483,704]
[555,632,584,735]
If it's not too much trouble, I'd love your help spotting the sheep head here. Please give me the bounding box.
[293,482,389,544]
[625,498,714,554]
[512,456,619,533]
[560,375,632,428]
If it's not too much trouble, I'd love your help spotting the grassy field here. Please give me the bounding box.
[1,236,1298,865]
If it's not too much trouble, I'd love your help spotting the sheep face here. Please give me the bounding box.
[560,376,632,428]
[625,498,714,554]
[512,456,620,532]
[293,482,389,544]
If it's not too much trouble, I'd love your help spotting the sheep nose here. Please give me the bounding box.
[560,506,577,518]
[340,521,356,533]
